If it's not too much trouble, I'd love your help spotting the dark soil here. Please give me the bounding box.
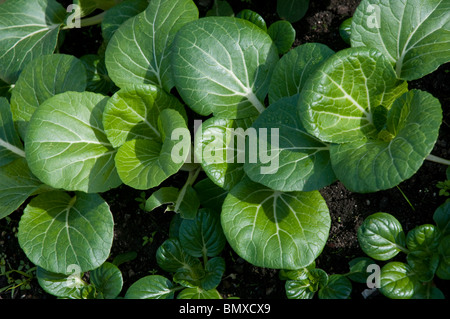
[1,0,449,300]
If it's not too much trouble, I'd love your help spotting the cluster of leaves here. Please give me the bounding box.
[358,200,450,299]
[0,0,449,299]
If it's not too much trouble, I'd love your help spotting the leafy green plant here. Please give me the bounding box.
[0,0,448,300]
[124,210,227,299]
[357,200,450,299]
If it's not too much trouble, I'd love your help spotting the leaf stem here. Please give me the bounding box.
[62,11,106,30]
[426,154,450,166]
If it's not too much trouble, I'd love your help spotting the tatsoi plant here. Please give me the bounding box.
[124,209,227,299]
[357,200,450,299]
[0,0,449,300]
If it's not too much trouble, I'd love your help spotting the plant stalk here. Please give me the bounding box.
[426,154,450,166]
[62,11,106,30]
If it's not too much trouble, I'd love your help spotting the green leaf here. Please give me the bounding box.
[406,224,439,253]
[125,275,175,299]
[114,108,189,189]
[236,9,267,32]
[346,257,377,284]
[105,0,198,91]
[0,97,25,167]
[10,54,87,138]
[277,0,309,23]
[298,47,408,144]
[413,285,445,299]
[193,178,228,211]
[285,268,328,299]
[330,89,442,193]
[436,234,450,280]
[221,177,330,269]
[406,250,439,282]
[318,274,352,299]
[36,267,87,299]
[156,238,201,273]
[101,0,149,43]
[177,287,222,299]
[194,116,255,191]
[0,158,45,220]
[18,191,114,275]
[0,0,66,84]
[380,262,419,299]
[201,257,225,290]
[172,16,279,119]
[173,261,205,288]
[433,200,450,236]
[179,209,226,258]
[350,0,450,80]
[267,20,296,55]
[357,213,406,261]
[244,95,336,192]
[74,0,121,17]
[339,18,352,45]
[269,43,334,104]
[90,262,123,299]
[25,91,122,193]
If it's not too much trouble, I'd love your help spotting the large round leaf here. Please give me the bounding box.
[90,262,123,299]
[105,0,198,91]
[18,191,114,275]
[330,90,442,193]
[10,54,87,138]
[244,95,336,192]
[357,212,406,261]
[125,275,175,299]
[351,0,450,80]
[172,16,279,119]
[380,262,419,299]
[0,0,66,84]
[298,47,408,144]
[221,177,330,269]
[25,91,122,193]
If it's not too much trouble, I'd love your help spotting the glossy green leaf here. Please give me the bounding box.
[357,213,406,260]
[125,275,175,299]
[201,257,225,290]
[413,285,445,299]
[347,257,377,284]
[90,262,123,299]
[105,0,198,91]
[244,95,336,192]
[36,267,87,299]
[177,287,222,299]
[0,158,45,220]
[269,43,334,104]
[74,0,121,17]
[277,0,309,23]
[406,224,439,253]
[318,274,352,299]
[298,47,408,144]
[114,108,189,189]
[179,209,226,258]
[156,238,201,273]
[330,89,442,193]
[436,234,450,280]
[236,9,267,32]
[194,116,255,191]
[351,0,450,80]
[101,0,149,43]
[10,54,87,138]
[25,91,121,193]
[339,18,352,45]
[0,0,66,84]
[0,97,24,167]
[18,191,114,275]
[285,268,328,299]
[433,200,450,236]
[267,20,296,55]
[173,261,205,288]
[172,16,278,119]
[221,177,330,269]
[380,262,419,299]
